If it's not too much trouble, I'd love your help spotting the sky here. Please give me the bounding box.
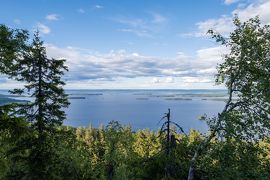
[0,0,270,89]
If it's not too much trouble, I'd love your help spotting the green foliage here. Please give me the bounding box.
[188,16,270,180]
[1,118,270,179]
[0,24,28,75]
[68,124,270,179]
[12,33,69,179]
[1,17,270,179]
[12,32,69,129]
[133,129,161,158]
[196,139,270,180]
[209,16,270,141]
[0,31,70,178]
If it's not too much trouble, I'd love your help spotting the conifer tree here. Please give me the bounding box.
[10,32,69,178]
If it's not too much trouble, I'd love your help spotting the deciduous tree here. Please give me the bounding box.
[188,16,270,179]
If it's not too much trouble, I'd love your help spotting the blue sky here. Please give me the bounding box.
[0,0,269,89]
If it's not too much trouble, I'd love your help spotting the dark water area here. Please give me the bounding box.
[0,89,227,132]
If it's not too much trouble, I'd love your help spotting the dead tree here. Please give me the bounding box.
[159,108,185,179]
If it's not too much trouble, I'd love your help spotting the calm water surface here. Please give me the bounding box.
[64,89,226,132]
[0,89,226,132]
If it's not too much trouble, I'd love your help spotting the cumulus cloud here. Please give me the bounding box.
[150,77,174,84]
[195,16,233,37]
[46,14,60,21]
[0,44,225,89]
[152,77,160,83]
[44,44,227,88]
[165,77,174,83]
[233,1,270,23]
[183,0,270,37]
[36,23,51,34]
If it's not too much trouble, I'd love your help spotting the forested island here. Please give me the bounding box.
[0,16,270,179]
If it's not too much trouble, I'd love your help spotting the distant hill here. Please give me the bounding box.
[0,94,28,105]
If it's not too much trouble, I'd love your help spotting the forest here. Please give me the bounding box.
[0,16,270,179]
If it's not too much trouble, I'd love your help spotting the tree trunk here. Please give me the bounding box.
[37,49,43,134]
[187,82,235,180]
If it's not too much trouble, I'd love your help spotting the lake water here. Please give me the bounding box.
[0,89,227,132]
[64,89,226,132]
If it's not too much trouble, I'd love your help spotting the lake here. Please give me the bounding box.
[0,89,227,132]
[65,89,226,132]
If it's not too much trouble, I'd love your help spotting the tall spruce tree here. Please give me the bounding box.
[10,32,70,178]
[13,32,69,131]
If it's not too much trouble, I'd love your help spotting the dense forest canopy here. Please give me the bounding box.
[0,17,270,179]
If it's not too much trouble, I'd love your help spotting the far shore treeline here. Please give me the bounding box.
[0,16,270,179]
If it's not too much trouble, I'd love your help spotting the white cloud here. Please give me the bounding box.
[0,79,24,89]
[95,5,104,9]
[46,14,60,21]
[176,52,190,59]
[196,46,228,63]
[112,12,168,38]
[132,52,139,57]
[182,76,212,83]
[165,77,174,83]
[43,43,226,88]
[152,77,160,83]
[181,16,233,37]
[36,23,51,34]
[195,16,233,37]
[61,77,221,89]
[224,0,241,5]
[120,28,153,38]
[233,1,270,23]
[0,43,225,89]
[184,0,270,37]
[112,17,146,28]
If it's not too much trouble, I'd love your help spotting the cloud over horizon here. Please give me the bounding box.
[2,0,263,89]
[44,44,227,89]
